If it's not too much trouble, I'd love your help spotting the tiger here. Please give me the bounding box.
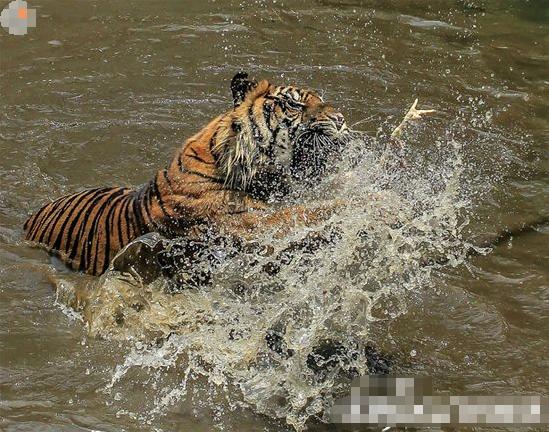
[24,72,352,276]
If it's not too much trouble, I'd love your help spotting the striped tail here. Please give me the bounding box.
[24,186,153,275]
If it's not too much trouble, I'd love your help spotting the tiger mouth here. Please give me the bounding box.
[305,122,348,138]
[247,126,351,200]
[289,128,350,181]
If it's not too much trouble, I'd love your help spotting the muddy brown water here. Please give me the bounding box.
[1,0,548,431]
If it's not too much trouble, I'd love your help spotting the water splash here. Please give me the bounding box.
[49,115,485,430]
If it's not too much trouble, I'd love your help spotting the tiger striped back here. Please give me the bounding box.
[24,187,150,275]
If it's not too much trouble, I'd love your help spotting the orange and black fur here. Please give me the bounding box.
[24,73,350,275]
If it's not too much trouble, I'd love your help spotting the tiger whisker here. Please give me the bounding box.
[349,114,377,129]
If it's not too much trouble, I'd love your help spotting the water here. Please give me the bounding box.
[1,0,548,431]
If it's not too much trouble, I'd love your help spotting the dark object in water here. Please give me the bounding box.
[110,231,237,290]
[307,340,392,376]
[109,228,342,290]
[109,232,166,283]
[110,215,549,288]
[265,330,392,376]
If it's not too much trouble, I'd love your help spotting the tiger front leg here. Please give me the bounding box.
[214,199,347,240]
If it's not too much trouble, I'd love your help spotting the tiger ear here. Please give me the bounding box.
[231,72,257,108]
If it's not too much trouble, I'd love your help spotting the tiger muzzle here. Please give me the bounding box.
[307,107,348,137]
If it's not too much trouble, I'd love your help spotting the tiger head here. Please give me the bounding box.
[214,72,351,199]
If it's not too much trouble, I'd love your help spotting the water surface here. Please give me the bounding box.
[1,0,548,431]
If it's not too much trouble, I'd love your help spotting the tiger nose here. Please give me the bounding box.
[328,112,346,131]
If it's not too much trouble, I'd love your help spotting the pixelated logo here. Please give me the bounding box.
[330,375,549,426]
[1,0,36,35]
